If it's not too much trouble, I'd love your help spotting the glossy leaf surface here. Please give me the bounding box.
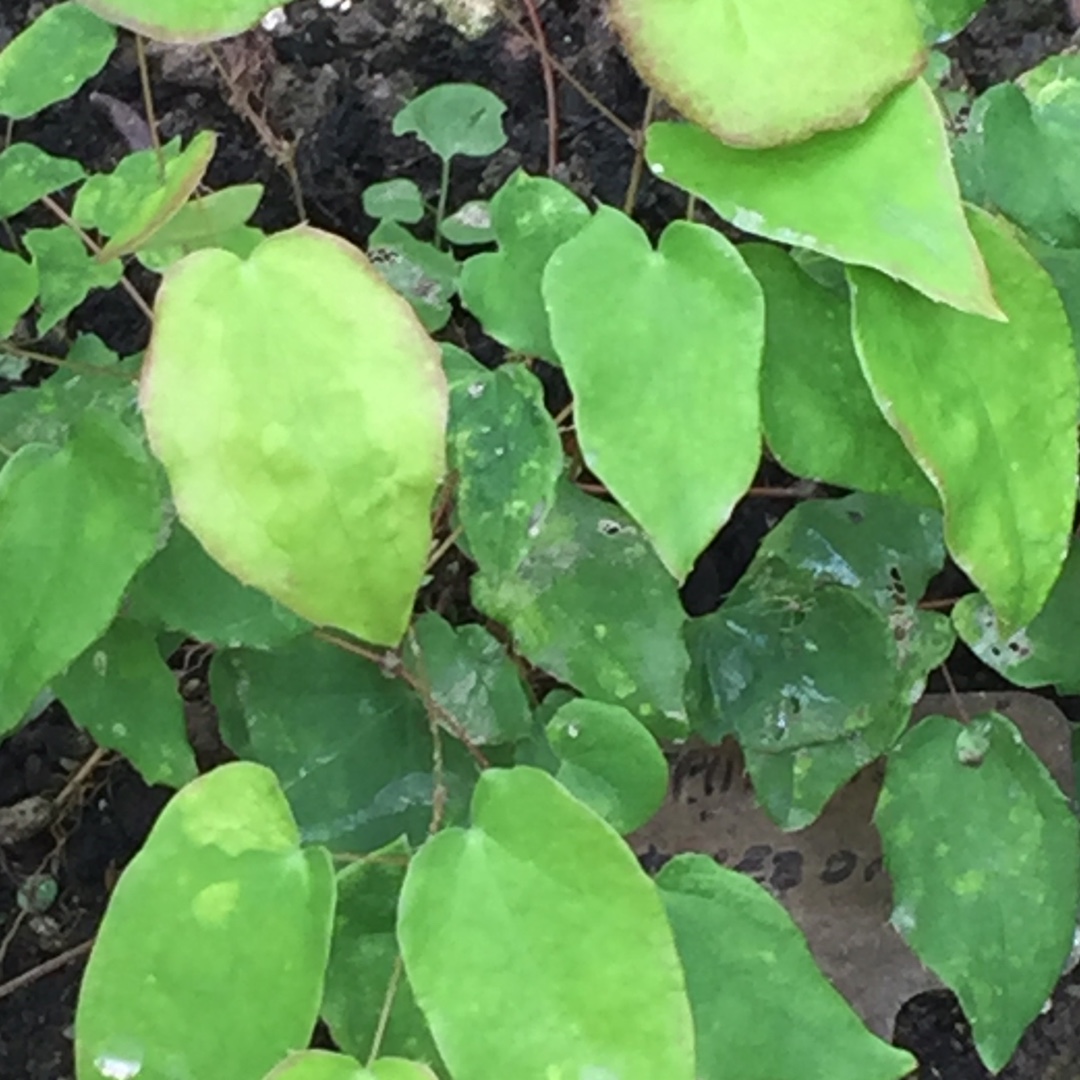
[54,618,196,788]
[545,209,763,579]
[688,494,951,828]
[141,227,447,646]
[647,81,1000,318]
[472,480,690,738]
[322,838,443,1068]
[953,540,1080,693]
[443,345,562,579]
[211,635,474,853]
[851,208,1078,629]
[76,763,335,1080]
[398,767,695,1080]
[406,612,532,746]
[876,713,1080,1070]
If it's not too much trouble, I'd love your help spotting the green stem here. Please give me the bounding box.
[434,157,452,250]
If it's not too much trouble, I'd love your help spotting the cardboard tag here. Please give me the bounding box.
[629,691,1074,1036]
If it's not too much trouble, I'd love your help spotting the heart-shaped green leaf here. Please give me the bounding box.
[658,854,917,1080]
[460,171,591,362]
[610,0,924,147]
[76,762,336,1080]
[398,767,695,1080]
[876,713,1080,1071]
[647,81,1000,318]
[851,208,1078,629]
[140,227,447,646]
[544,209,763,579]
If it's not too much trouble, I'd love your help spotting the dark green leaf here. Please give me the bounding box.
[406,612,532,746]
[368,221,458,331]
[912,0,987,42]
[876,713,1080,1070]
[53,618,196,788]
[472,479,690,738]
[689,493,952,829]
[211,635,476,854]
[443,345,562,579]
[398,767,695,1080]
[127,524,309,649]
[322,837,444,1069]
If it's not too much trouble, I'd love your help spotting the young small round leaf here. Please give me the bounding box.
[392,84,507,161]
[546,697,668,833]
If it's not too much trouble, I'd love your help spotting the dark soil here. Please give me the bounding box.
[1,1,1079,1078]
